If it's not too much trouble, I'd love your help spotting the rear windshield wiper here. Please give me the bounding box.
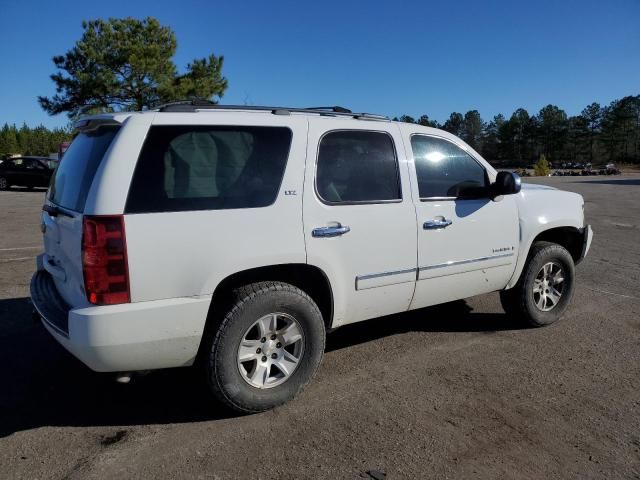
[43,204,74,218]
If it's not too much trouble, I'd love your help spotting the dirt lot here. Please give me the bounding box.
[0,176,639,479]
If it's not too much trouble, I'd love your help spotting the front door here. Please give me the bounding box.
[405,133,519,310]
[303,120,418,327]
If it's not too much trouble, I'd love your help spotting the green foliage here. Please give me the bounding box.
[39,17,228,118]
[534,155,551,176]
[394,94,640,165]
[442,112,464,136]
[0,123,72,157]
[398,115,416,123]
[461,110,484,150]
[417,115,439,128]
[600,96,640,162]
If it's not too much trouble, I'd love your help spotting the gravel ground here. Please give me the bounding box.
[0,175,639,480]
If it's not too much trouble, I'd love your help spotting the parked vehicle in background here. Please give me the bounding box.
[0,156,54,190]
[31,103,593,413]
[604,163,621,175]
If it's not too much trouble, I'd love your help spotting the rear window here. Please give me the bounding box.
[125,125,292,213]
[48,127,119,212]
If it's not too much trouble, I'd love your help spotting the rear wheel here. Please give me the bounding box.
[0,177,9,190]
[206,281,325,413]
[500,241,575,327]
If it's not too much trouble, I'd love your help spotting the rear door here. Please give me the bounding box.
[303,119,418,327]
[43,126,121,307]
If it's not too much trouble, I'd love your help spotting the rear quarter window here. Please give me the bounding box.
[125,125,292,213]
[48,126,120,212]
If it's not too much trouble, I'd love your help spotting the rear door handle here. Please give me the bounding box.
[312,224,351,238]
[423,218,452,229]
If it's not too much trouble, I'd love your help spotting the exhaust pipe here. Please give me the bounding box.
[115,373,132,384]
[115,371,149,384]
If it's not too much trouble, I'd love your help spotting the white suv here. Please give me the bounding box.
[31,103,593,412]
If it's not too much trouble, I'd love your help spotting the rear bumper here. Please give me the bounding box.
[31,270,211,372]
[576,224,593,265]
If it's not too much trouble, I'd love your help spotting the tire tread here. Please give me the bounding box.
[500,241,574,327]
[208,281,324,413]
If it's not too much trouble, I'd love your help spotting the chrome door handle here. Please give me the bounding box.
[312,224,351,238]
[423,219,452,229]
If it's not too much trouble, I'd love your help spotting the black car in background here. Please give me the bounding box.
[0,156,55,190]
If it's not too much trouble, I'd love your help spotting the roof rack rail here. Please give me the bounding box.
[304,106,352,113]
[156,100,388,121]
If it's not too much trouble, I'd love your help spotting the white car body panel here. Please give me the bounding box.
[123,112,309,303]
[302,118,418,327]
[43,294,211,371]
[505,183,585,289]
[84,113,154,214]
[32,109,591,373]
[397,125,520,309]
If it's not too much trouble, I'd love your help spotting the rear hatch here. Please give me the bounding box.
[42,124,120,307]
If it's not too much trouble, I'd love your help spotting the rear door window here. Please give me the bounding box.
[48,126,120,212]
[315,130,401,204]
[125,126,292,213]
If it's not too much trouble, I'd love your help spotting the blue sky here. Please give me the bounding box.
[0,0,638,129]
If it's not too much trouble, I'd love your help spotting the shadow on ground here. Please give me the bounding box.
[326,299,523,352]
[0,296,520,437]
[571,178,640,186]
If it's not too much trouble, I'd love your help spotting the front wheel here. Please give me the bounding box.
[206,281,325,413]
[500,241,575,327]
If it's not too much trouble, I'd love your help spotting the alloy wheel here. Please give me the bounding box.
[237,312,305,389]
[532,262,565,312]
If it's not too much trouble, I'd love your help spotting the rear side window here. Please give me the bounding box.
[126,126,292,213]
[48,127,120,212]
[411,135,487,199]
[316,130,401,204]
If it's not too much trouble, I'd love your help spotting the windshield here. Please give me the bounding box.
[48,126,119,212]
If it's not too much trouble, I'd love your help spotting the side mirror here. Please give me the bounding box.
[491,171,521,198]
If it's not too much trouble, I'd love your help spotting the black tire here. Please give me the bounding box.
[0,177,9,190]
[500,241,575,327]
[206,281,325,413]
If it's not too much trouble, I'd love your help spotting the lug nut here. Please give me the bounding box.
[261,356,267,362]
[256,348,261,354]
[270,334,277,340]
[260,337,266,343]
[276,343,282,348]
[271,353,277,359]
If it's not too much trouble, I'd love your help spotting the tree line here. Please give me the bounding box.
[4,94,638,164]
[394,95,640,166]
[0,123,71,158]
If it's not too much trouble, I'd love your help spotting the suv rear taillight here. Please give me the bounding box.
[82,215,130,305]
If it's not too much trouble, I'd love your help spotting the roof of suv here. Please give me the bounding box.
[74,103,391,130]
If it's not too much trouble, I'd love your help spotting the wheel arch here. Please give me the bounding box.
[195,263,334,364]
[530,226,584,262]
[506,225,585,289]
